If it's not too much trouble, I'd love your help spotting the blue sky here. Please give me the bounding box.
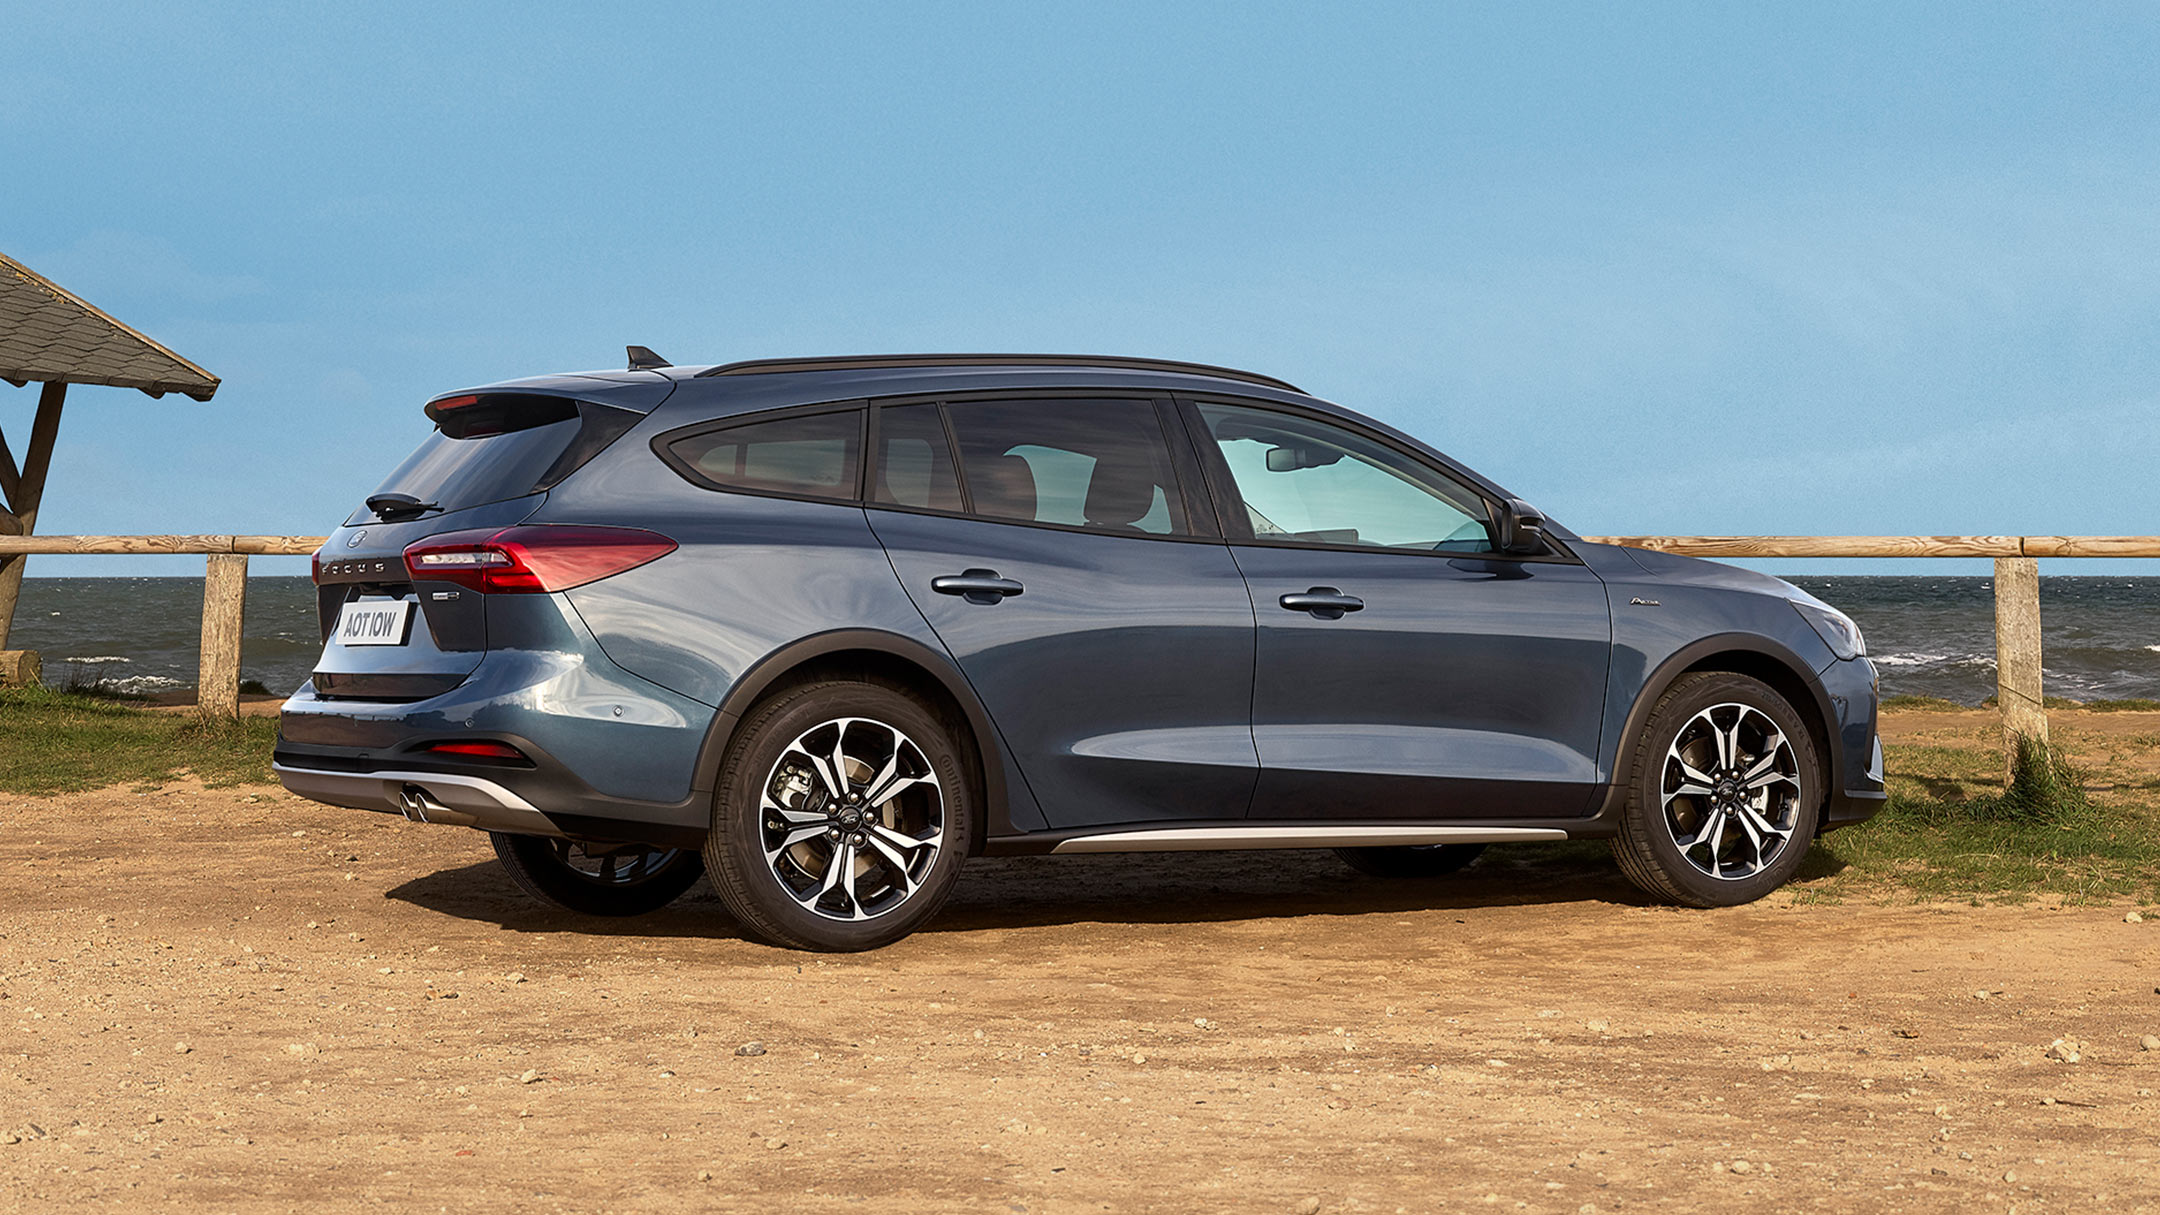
[5,1,2157,576]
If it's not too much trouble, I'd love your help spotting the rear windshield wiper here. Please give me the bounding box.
[366,492,441,520]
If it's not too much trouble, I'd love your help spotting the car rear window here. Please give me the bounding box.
[358,396,639,523]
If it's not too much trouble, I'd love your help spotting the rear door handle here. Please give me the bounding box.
[1278,587,1363,619]
[932,569,1025,605]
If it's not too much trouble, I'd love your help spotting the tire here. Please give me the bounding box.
[1333,843,1487,878]
[1610,671,1823,907]
[704,680,974,951]
[490,832,705,917]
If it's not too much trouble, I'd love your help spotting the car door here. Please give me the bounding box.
[866,395,1259,829]
[1182,397,1612,820]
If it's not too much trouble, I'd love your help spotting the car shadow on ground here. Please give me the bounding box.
[383,841,1666,941]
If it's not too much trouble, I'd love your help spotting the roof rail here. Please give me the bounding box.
[693,353,1303,394]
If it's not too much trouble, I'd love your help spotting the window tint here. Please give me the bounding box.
[665,409,862,500]
[946,398,1186,536]
[358,399,639,525]
[1195,402,1494,553]
[872,404,962,511]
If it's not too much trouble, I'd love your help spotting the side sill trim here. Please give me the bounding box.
[1049,825,1568,854]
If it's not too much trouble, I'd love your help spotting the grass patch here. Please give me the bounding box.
[1802,736,2160,904]
[1880,695,1970,711]
[2082,698,2160,712]
[0,686,276,795]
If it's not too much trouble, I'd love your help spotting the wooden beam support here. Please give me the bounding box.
[0,381,65,651]
[0,425,21,512]
[1992,556,2048,780]
[197,553,249,720]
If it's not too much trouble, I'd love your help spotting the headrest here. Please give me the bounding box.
[1084,464,1160,529]
[975,453,1037,521]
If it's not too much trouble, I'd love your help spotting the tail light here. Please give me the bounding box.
[310,549,323,585]
[403,526,677,593]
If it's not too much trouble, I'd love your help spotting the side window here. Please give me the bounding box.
[872,403,962,511]
[1194,402,1495,553]
[944,398,1188,536]
[663,408,862,500]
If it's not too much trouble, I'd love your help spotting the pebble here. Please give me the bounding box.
[763,1137,786,1151]
[505,972,526,984]
[697,1171,712,1182]
[518,1069,542,1084]
[1293,1199,1321,1215]
[2045,1037,2084,1063]
[2141,1035,2159,1052]
[1585,1020,1610,1033]
[2128,911,2145,924]
[1131,1053,1148,1064]
[173,1042,191,1054]
[1730,1160,1753,1174]
[736,1042,767,1057]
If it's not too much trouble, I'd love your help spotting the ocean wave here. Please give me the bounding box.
[2147,645,2160,654]
[107,675,186,694]
[1871,652,1993,669]
[63,655,132,664]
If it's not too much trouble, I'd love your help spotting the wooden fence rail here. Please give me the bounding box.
[2,536,2157,755]
[1581,535,2160,769]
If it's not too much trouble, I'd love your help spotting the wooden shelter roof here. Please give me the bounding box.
[0,251,219,400]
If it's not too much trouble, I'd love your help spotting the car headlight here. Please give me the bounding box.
[1792,600,1866,660]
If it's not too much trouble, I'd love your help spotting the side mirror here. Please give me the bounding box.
[1495,498,1548,555]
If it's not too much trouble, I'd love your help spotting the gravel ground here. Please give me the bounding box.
[3,776,2159,1213]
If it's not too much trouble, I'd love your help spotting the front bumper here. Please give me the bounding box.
[1817,655,1887,832]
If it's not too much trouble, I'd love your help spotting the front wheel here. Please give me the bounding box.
[704,680,974,951]
[1610,671,1823,907]
[490,832,705,916]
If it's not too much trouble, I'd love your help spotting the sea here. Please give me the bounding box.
[6,576,2160,706]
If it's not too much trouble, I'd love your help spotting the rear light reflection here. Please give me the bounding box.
[403,526,676,594]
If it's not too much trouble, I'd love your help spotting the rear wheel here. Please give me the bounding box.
[490,832,705,916]
[1333,843,1486,878]
[705,680,973,951]
[1610,671,1822,907]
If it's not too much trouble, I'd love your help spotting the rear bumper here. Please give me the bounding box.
[271,761,564,836]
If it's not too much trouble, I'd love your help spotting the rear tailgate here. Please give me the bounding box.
[307,381,665,701]
[310,496,547,700]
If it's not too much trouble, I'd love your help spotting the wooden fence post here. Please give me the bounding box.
[197,552,248,720]
[1992,555,2047,779]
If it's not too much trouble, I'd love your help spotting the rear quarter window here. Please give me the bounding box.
[659,408,865,501]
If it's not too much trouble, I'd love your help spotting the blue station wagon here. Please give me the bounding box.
[275,352,1885,950]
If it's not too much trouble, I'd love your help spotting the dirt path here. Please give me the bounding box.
[4,780,2159,1213]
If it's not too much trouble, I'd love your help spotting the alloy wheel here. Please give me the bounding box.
[545,839,688,887]
[1659,702,1803,881]
[758,717,946,922]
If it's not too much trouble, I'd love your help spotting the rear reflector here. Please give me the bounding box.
[418,740,531,763]
[403,525,677,593]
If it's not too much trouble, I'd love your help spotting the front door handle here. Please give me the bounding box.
[1279,587,1364,620]
[932,569,1025,605]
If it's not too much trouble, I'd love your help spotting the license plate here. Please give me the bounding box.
[335,600,413,647]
